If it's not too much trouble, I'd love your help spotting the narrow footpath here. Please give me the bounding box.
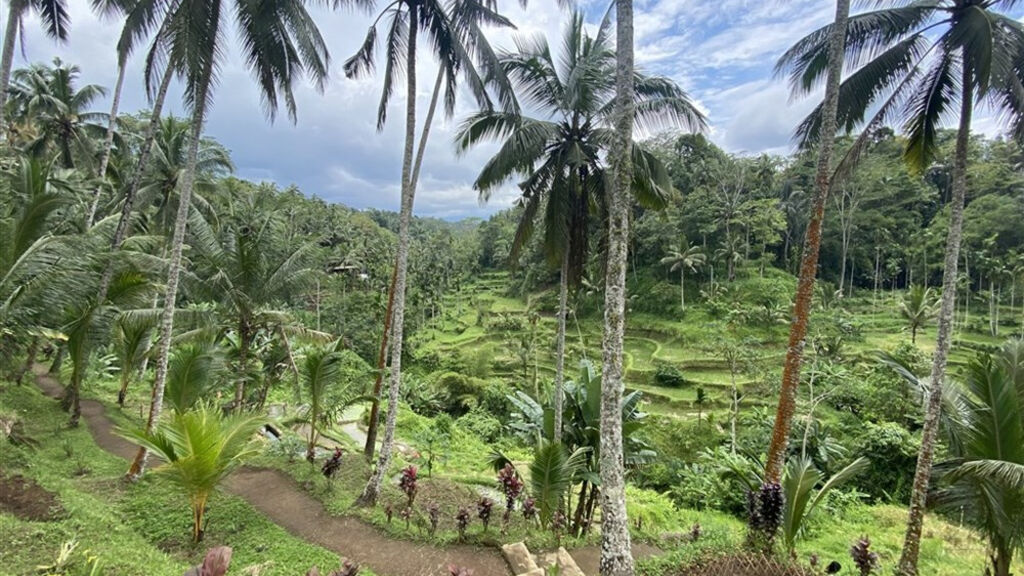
[32,366,510,576]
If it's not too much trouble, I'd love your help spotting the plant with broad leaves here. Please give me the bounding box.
[521,497,536,522]
[399,465,418,506]
[321,449,343,480]
[400,506,412,530]
[456,507,471,541]
[426,502,440,536]
[850,536,878,575]
[477,497,494,532]
[497,463,523,523]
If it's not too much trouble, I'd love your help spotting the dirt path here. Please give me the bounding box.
[31,367,510,576]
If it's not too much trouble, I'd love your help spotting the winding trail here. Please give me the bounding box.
[32,367,510,576]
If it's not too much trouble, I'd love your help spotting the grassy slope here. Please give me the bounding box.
[0,378,344,576]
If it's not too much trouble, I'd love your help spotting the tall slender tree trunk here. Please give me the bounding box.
[14,337,37,385]
[95,65,174,308]
[553,247,569,443]
[897,63,974,576]
[363,58,443,463]
[233,323,251,408]
[0,3,20,138]
[363,267,396,461]
[598,1,635,574]
[87,59,127,228]
[127,67,212,481]
[357,4,417,506]
[680,268,685,311]
[763,0,849,485]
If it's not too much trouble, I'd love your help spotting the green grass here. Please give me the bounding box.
[0,378,350,576]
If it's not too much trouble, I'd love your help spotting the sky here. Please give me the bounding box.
[14,1,1022,220]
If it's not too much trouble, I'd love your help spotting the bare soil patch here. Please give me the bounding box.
[0,474,64,521]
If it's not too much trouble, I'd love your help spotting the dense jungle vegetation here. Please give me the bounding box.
[1,1,1023,576]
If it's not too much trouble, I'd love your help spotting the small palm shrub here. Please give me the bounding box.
[119,404,263,542]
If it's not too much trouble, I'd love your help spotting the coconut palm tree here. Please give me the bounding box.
[0,0,71,136]
[934,340,1024,576]
[119,403,264,542]
[6,59,108,169]
[123,0,332,481]
[0,156,73,338]
[660,240,705,312]
[186,195,316,410]
[900,285,937,344]
[456,11,703,446]
[762,0,850,490]
[84,0,137,227]
[777,3,1024,571]
[714,235,745,283]
[346,0,528,505]
[359,0,521,465]
[602,0,634,572]
[112,311,156,406]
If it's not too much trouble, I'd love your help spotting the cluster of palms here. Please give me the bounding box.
[2,0,1022,574]
[0,0,660,570]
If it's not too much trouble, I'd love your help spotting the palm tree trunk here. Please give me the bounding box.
[127,67,213,481]
[0,3,20,138]
[598,1,636,574]
[14,337,37,385]
[363,266,396,462]
[554,246,569,443]
[363,64,442,462]
[357,3,418,507]
[680,268,685,312]
[87,58,127,228]
[95,65,174,308]
[763,0,849,485]
[233,323,250,408]
[897,62,973,576]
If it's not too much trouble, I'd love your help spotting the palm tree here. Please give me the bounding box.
[187,194,315,410]
[660,240,705,312]
[86,0,137,228]
[6,59,108,168]
[714,235,745,283]
[0,0,71,136]
[298,344,368,462]
[456,12,703,446]
[359,0,520,465]
[778,3,1024,571]
[900,285,937,344]
[0,156,72,338]
[346,0,524,506]
[934,340,1024,576]
[163,341,223,413]
[124,0,331,481]
[119,403,263,543]
[602,0,635,572]
[112,311,156,406]
[762,0,851,489]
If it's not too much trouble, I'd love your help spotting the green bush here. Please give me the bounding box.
[455,408,503,442]
[851,422,919,503]
[654,364,686,388]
